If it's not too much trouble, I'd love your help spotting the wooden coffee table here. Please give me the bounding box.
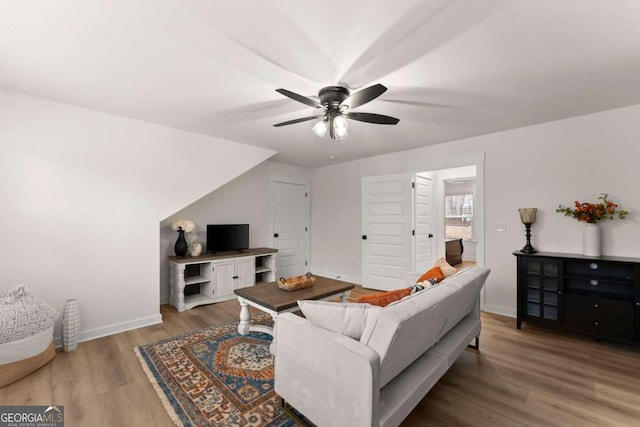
[234,276,355,352]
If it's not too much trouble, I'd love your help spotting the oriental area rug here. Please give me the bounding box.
[135,314,294,427]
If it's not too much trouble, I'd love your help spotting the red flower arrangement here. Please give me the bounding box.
[556,193,628,224]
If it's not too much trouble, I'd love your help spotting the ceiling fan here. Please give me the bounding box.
[273,84,400,140]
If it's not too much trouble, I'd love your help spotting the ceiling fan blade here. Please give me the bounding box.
[340,84,388,110]
[347,112,399,125]
[275,89,324,109]
[273,115,325,127]
[380,99,452,109]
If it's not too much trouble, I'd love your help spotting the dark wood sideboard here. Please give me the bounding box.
[514,251,640,344]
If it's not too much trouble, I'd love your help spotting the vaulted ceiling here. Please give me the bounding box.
[2,0,640,167]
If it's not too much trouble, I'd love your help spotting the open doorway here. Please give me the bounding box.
[416,165,480,273]
[444,177,477,271]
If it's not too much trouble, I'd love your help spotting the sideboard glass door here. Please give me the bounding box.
[525,258,561,323]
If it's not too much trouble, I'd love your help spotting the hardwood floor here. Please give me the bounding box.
[454,259,476,272]
[402,313,640,426]
[1,288,639,427]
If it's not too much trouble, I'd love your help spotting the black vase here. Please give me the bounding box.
[174,229,188,257]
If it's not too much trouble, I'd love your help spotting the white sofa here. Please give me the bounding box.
[274,266,491,427]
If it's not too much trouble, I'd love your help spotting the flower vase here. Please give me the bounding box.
[189,240,202,257]
[174,229,188,257]
[583,223,601,257]
[62,299,80,352]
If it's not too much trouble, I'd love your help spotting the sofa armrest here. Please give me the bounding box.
[274,313,380,427]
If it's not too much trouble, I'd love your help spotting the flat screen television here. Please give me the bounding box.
[206,224,249,253]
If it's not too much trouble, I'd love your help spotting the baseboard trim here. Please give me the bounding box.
[53,313,163,348]
[481,304,516,318]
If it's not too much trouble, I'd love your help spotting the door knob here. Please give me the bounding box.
[274,233,279,238]
[362,235,367,240]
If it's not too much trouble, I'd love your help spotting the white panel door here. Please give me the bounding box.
[414,172,434,273]
[273,181,309,279]
[362,174,413,291]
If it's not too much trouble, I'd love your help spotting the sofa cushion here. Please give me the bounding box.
[297,300,382,340]
[362,283,459,388]
[436,267,490,340]
[355,288,412,307]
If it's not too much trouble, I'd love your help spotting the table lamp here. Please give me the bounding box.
[519,208,537,254]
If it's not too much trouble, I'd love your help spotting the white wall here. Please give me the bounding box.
[0,89,276,343]
[159,161,310,303]
[310,104,640,317]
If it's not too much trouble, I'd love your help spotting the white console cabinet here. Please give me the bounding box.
[168,248,277,312]
[211,257,254,296]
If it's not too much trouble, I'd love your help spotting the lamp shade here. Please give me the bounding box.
[518,208,537,224]
[312,120,328,137]
[332,115,348,139]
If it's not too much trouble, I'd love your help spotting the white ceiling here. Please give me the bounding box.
[2,0,640,168]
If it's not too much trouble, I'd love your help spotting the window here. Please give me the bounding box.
[445,194,473,240]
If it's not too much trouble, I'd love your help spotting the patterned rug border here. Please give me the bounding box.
[135,345,185,426]
[135,313,273,427]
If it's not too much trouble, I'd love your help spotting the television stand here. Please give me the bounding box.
[168,247,277,312]
[208,250,244,256]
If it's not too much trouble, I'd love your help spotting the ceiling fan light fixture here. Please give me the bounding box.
[333,115,348,131]
[329,114,349,139]
[274,84,398,138]
[332,115,348,139]
[312,119,328,138]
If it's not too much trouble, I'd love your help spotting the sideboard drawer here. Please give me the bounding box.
[564,278,634,299]
[563,294,634,320]
[564,311,635,340]
[565,260,635,281]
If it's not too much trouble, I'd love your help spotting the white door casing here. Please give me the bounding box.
[272,178,309,279]
[414,172,434,273]
[361,174,413,291]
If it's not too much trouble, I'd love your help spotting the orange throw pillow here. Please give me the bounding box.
[356,288,412,307]
[416,266,444,284]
